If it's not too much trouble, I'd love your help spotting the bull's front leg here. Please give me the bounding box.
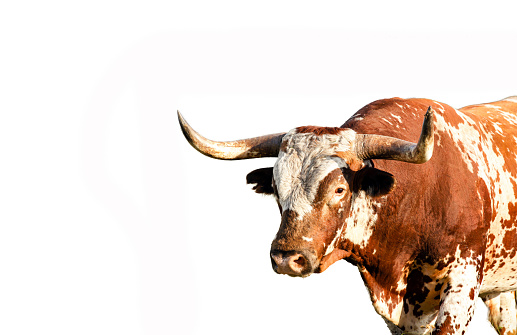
[432,261,482,335]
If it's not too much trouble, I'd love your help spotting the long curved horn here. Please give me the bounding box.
[354,107,434,163]
[178,111,285,160]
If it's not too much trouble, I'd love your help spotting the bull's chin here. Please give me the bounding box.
[315,249,352,273]
[272,265,315,278]
[273,269,314,278]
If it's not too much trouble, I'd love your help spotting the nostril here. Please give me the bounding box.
[289,254,307,272]
[293,255,306,267]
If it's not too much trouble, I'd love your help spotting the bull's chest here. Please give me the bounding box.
[360,264,447,333]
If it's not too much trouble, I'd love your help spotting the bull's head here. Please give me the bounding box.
[178,108,434,277]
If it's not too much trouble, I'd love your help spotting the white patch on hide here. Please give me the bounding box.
[324,225,344,256]
[434,249,482,334]
[390,113,402,123]
[343,191,380,247]
[483,104,503,110]
[504,96,517,103]
[323,188,381,256]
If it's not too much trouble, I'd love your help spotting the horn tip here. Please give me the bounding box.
[177,110,197,148]
[423,106,435,127]
[425,106,433,117]
[177,111,191,135]
[177,110,185,123]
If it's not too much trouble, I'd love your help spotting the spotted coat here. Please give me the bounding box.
[245,96,517,335]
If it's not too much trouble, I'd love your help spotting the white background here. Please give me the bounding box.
[1,1,517,334]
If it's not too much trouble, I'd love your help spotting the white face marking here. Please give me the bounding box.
[273,127,382,258]
[273,128,355,219]
[302,236,313,242]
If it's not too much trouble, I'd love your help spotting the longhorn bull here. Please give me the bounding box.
[179,96,517,335]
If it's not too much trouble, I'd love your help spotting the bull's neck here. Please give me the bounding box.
[338,200,414,325]
[340,190,380,251]
[339,188,416,292]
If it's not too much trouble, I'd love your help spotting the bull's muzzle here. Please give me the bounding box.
[270,250,317,277]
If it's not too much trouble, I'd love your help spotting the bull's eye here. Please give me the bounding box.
[329,186,347,206]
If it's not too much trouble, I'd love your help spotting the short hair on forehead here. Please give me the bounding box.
[274,150,345,215]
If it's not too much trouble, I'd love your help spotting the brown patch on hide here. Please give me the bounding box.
[296,126,344,136]
[335,151,364,171]
[435,313,455,334]
[316,249,352,273]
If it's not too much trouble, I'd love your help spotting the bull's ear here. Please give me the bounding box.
[246,167,274,195]
[355,167,396,198]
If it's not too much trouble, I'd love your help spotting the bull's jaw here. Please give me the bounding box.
[270,244,353,277]
[315,248,353,273]
[269,249,352,277]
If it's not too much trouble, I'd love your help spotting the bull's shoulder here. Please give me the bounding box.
[342,97,453,140]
